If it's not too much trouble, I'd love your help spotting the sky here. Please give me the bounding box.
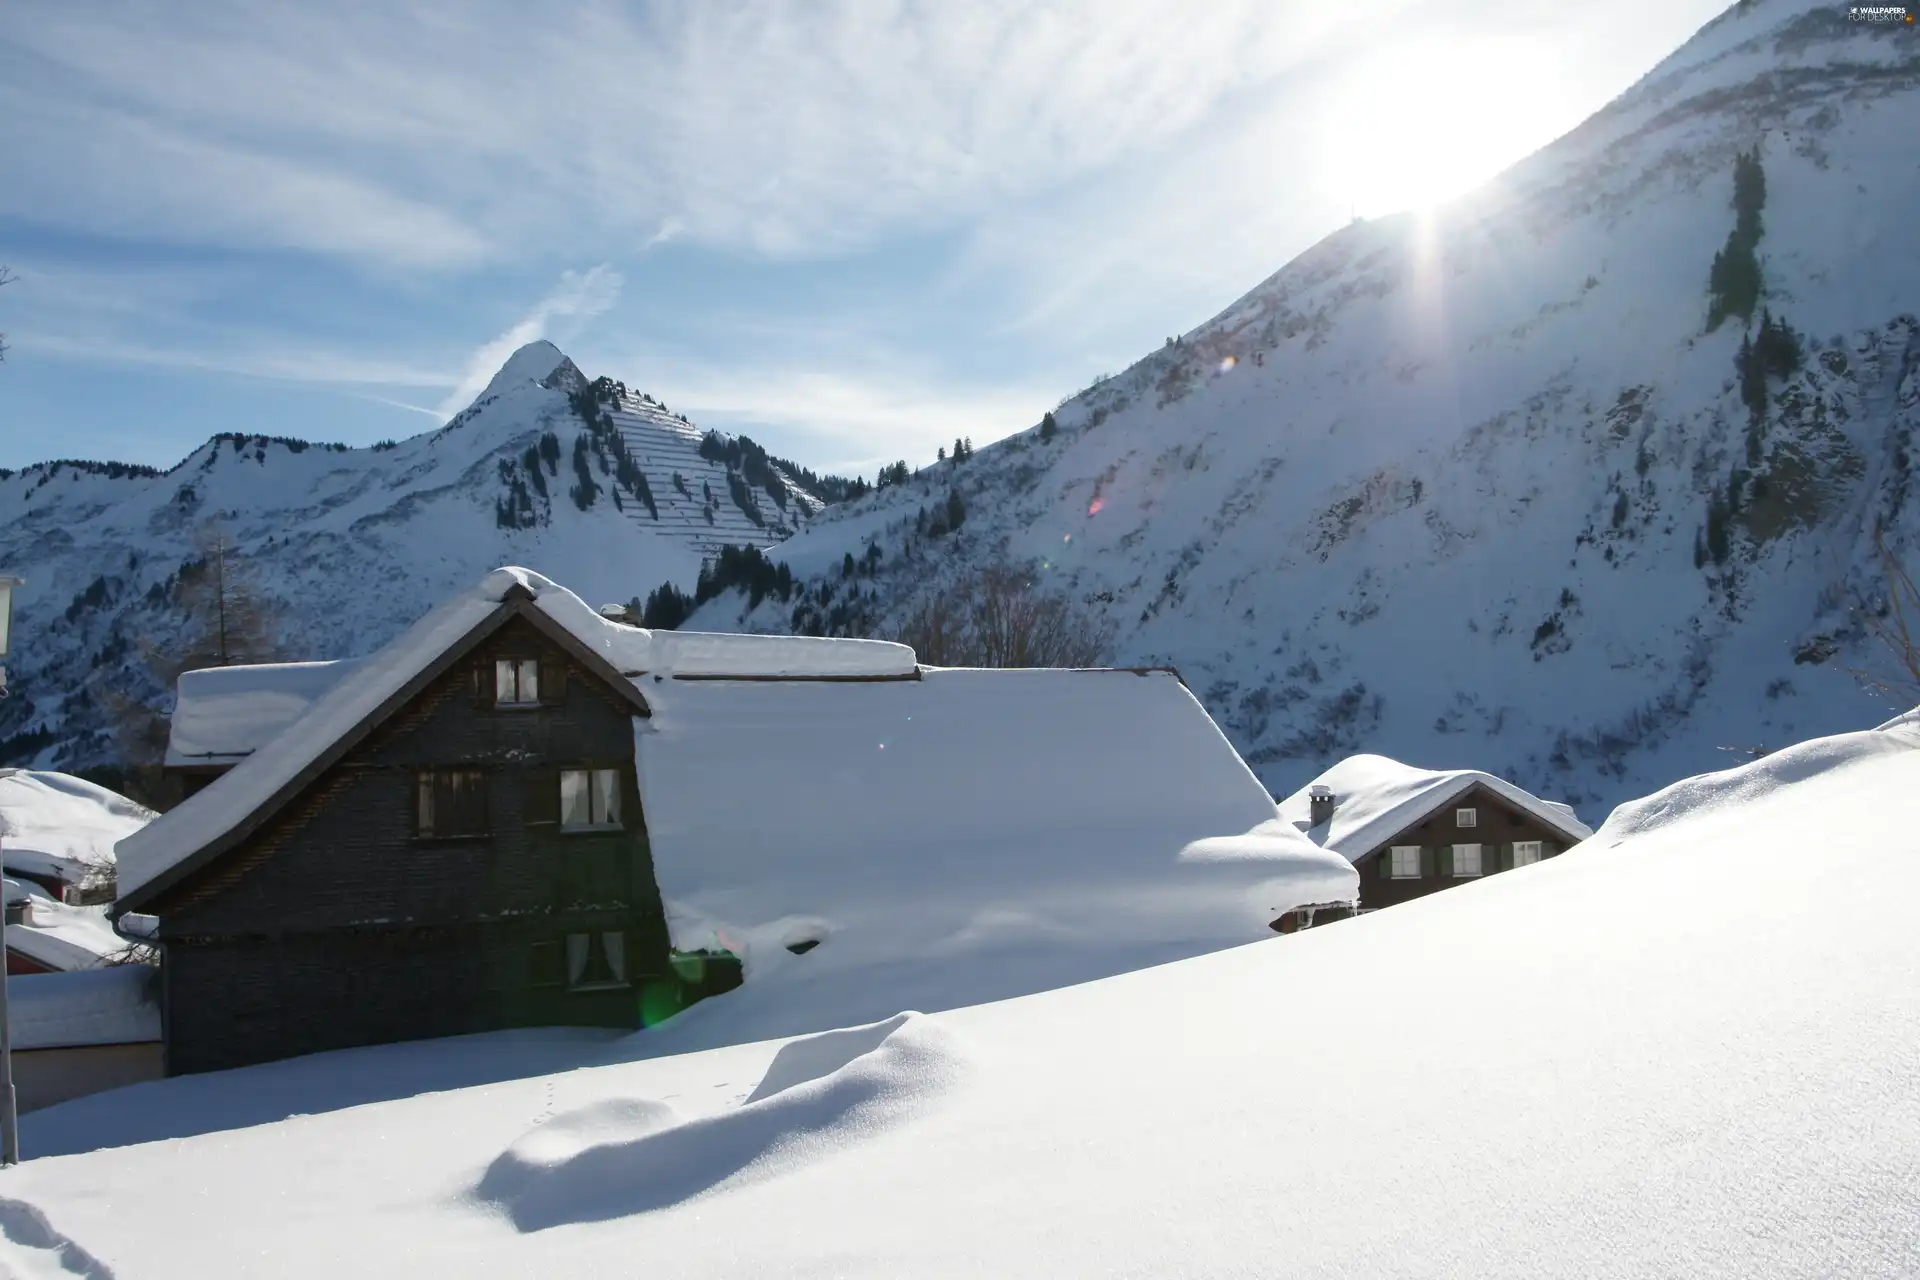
[0,0,1730,482]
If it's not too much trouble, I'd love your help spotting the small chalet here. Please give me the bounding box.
[120,567,1342,1077]
[1273,754,1592,924]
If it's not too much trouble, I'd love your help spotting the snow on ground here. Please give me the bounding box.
[5,714,1917,1277]
[0,770,153,890]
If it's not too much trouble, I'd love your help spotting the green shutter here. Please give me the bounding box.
[1497,842,1511,873]
[1377,851,1393,880]
[523,768,560,826]
[1421,846,1435,879]
[540,656,568,706]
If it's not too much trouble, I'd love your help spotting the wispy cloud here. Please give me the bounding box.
[436,265,625,417]
[19,331,455,389]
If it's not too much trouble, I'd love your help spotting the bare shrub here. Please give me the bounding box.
[893,565,1113,668]
[1855,530,1920,703]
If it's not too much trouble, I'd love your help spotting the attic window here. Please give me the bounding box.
[496,658,540,706]
[1513,840,1544,867]
[1388,845,1422,879]
[1455,807,1478,828]
[560,767,622,831]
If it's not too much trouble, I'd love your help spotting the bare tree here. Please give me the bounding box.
[100,520,286,809]
[893,565,1113,668]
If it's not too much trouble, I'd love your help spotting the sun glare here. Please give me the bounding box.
[1321,37,1567,219]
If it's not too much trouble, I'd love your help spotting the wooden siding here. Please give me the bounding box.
[148,614,671,1076]
[1352,782,1574,912]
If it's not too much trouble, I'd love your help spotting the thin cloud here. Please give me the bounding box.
[436,265,625,417]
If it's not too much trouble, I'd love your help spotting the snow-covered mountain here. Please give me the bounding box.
[708,0,1920,810]
[0,341,834,770]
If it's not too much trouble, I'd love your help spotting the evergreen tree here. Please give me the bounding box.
[1040,412,1058,443]
[946,488,967,531]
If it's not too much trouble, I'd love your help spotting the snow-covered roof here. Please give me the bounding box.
[166,660,362,767]
[7,965,160,1051]
[630,667,1358,1048]
[2,887,127,972]
[117,568,917,905]
[1275,753,1593,862]
[0,769,153,887]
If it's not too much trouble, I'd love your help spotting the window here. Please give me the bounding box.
[567,931,629,991]
[1389,845,1422,879]
[1452,843,1483,877]
[495,658,540,706]
[560,767,622,830]
[1513,840,1544,867]
[1455,807,1478,828]
[415,769,489,838]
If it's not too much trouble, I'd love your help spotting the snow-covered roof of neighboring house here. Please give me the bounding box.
[7,965,160,1051]
[0,769,154,888]
[1275,753,1593,863]
[166,660,363,768]
[116,568,917,906]
[2,887,127,972]
[628,667,1358,1048]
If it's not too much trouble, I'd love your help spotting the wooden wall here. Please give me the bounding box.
[151,614,671,1076]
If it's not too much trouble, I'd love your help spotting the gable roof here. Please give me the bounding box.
[1275,754,1593,862]
[621,666,1358,1048]
[116,568,917,910]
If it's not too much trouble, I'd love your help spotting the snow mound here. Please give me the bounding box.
[1589,709,1920,847]
[0,771,152,889]
[475,1013,963,1231]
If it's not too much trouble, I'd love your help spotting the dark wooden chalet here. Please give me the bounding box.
[116,584,672,1076]
[1272,756,1593,929]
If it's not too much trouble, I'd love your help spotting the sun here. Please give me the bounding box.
[1320,36,1570,219]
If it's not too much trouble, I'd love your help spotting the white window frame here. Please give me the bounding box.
[1388,845,1422,879]
[495,657,541,706]
[1513,840,1544,867]
[560,767,622,831]
[1455,807,1478,828]
[1452,842,1483,877]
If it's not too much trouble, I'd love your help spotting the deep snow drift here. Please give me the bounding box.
[4,712,1916,1277]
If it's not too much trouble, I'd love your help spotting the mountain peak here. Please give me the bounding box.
[478,340,579,402]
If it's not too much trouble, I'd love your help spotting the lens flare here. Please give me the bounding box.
[1089,497,1106,516]
[1063,533,1072,544]
[1218,355,1238,373]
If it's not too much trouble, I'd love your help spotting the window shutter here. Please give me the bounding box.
[1420,846,1435,879]
[541,657,568,706]
[1437,845,1452,878]
[523,768,560,826]
[1377,851,1393,880]
[470,659,493,708]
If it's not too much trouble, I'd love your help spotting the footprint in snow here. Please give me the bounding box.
[474,1012,966,1231]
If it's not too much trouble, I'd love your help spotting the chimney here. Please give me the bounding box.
[1308,784,1336,827]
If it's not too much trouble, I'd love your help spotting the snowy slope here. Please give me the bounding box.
[0,343,827,773]
[727,0,1920,811]
[4,710,1917,1275]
